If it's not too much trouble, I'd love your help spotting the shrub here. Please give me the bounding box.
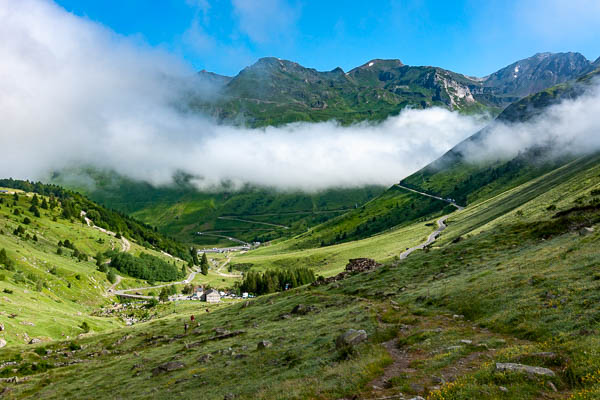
[79,321,90,333]
[107,269,116,284]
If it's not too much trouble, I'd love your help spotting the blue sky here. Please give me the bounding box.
[55,0,600,77]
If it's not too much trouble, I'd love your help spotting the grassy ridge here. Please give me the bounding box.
[52,169,385,246]
[4,152,600,398]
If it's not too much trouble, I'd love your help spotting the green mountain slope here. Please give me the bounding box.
[4,147,600,399]
[191,52,594,127]
[401,67,600,206]
[0,183,192,346]
[51,170,386,246]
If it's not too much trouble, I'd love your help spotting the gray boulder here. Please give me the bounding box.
[0,338,6,348]
[28,338,41,344]
[495,362,555,377]
[335,329,368,349]
[152,361,185,375]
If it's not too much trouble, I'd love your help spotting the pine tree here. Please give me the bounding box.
[200,253,209,275]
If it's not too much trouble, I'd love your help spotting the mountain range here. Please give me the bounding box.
[191,52,597,126]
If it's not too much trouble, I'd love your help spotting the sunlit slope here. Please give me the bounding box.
[401,68,600,206]
[4,150,600,399]
[52,170,385,246]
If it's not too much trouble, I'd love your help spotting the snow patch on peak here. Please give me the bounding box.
[368,62,374,67]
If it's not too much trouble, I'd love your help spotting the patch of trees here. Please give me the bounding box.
[239,267,316,296]
[0,248,15,270]
[108,251,184,282]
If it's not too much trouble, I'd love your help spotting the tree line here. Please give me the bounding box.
[239,267,316,296]
[107,251,184,282]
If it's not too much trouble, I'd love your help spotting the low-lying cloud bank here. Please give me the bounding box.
[1,0,599,192]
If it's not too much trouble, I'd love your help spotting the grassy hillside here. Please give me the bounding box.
[0,183,203,346]
[51,170,385,246]
[3,151,600,399]
[401,67,600,207]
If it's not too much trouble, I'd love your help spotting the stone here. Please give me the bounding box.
[495,363,555,377]
[152,361,185,375]
[0,323,4,331]
[291,304,318,315]
[460,339,473,345]
[335,329,368,349]
[214,327,230,335]
[198,354,213,363]
[499,386,508,393]
[408,396,426,400]
[257,340,272,350]
[0,338,6,348]
[28,338,41,344]
[548,382,557,392]
[453,314,465,320]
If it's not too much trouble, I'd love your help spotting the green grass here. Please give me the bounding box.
[232,217,434,276]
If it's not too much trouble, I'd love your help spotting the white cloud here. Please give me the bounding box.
[460,82,600,163]
[2,0,599,195]
[515,0,600,41]
[231,0,300,44]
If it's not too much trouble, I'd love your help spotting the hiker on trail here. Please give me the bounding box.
[184,322,189,333]
[190,315,195,322]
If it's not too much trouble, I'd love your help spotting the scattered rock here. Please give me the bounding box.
[408,395,425,400]
[579,227,595,236]
[198,354,213,363]
[214,327,230,335]
[495,363,555,377]
[452,314,465,320]
[313,258,381,286]
[152,361,185,376]
[0,338,6,348]
[257,340,272,350]
[224,393,235,400]
[291,304,319,315]
[499,386,508,393]
[460,339,473,345]
[0,323,4,331]
[28,338,41,345]
[21,321,35,326]
[335,329,368,349]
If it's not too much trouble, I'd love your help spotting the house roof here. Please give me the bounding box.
[205,289,220,295]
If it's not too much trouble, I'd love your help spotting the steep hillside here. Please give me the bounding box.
[0,183,197,346]
[52,170,385,246]
[401,67,600,206]
[191,52,595,127]
[4,149,600,399]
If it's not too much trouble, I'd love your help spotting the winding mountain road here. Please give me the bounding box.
[217,216,290,229]
[396,185,464,260]
[112,268,200,300]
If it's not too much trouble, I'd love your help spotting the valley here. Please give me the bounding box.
[1,2,600,397]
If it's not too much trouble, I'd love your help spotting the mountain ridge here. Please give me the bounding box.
[191,52,596,127]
